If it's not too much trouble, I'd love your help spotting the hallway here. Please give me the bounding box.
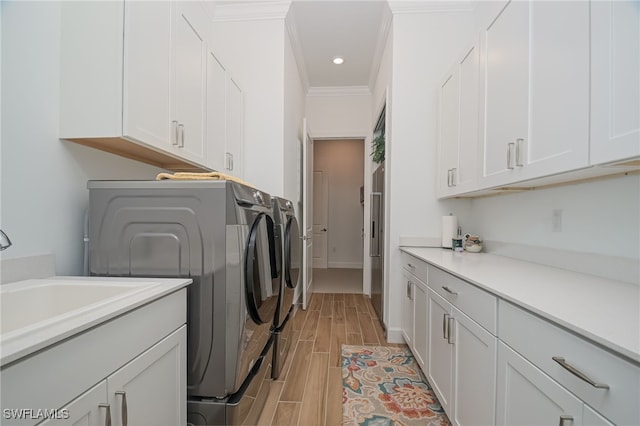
[312,268,363,294]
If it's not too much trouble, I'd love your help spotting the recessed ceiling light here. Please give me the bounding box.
[332,56,344,65]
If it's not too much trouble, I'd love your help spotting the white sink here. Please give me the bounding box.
[0,278,160,337]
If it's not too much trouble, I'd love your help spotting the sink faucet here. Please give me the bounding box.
[0,229,12,251]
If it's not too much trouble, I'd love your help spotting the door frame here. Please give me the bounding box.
[303,133,372,296]
[312,170,329,269]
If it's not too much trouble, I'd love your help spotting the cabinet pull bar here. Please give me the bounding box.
[447,317,455,344]
[442,286,458,295]
[451,168,457,186]
[443,313,449,340]
[559,415,573,426]
[552,357,609,389]
[98,403,112,426]
[115,391,128,426]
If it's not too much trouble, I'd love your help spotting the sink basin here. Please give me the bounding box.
[0,279,160,335]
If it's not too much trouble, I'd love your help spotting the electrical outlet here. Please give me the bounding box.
[552,209,563,232]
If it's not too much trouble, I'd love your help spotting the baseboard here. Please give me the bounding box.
[327,261,363,269]
[385,327,405,344]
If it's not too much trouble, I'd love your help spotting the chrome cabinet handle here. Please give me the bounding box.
[171,121,179,146]
[447,317,455,344]
[115,391,128,426]
[451,168,457,186]
[507,142,515,169]
[443,313,450,340]
[442,286,458,295]
[516,138,524,166]
[552,357,610,389]
[559,415,573,426]
[98,403,112,426]
[447,169,452,187]
[407,263,415,269]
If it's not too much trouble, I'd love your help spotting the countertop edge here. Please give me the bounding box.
[400,246,640,365]
[0,277,192,367]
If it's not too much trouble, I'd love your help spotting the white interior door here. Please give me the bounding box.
[302,119,314,310]
[312,171,328,268]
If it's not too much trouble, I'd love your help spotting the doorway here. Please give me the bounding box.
[312,139,365,293]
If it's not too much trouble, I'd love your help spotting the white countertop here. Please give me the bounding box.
[400,247,640,364]
[0,276,191,366]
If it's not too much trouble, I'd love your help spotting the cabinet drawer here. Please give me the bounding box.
[401,252,429,283]
[428,265,497,334]
[499,300,639,426]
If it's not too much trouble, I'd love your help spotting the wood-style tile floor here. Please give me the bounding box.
[257,293,403,426]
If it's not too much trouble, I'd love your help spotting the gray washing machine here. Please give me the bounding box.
[88,180,279,425]
[270,197,301,379]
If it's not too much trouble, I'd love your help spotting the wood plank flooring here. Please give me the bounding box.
[257,293,401,426]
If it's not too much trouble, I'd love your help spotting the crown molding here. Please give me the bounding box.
[212,0,292,22]
[368,3,393,89]
[388,0,474,14]
[307,86,372,97]
[285,8,310,93]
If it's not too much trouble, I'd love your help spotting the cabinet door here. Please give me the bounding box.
[480,1,589,187]
[40,381,108,426]
[207,51,227,172]
[171,1,207,164]
[480,0,529,185]
[427,289,453,415]
[456,43,479,193]
[107,326,186,426]
[122,1,171,148]
[591,0,640,165]
[401,270,414,348]
[412,280,428,371]
[452,308,496,426]
[437,67,460,197]
[496,342,583,426]
[226,77,244,178]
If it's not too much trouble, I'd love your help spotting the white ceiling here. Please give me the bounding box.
[288,1,389,88]
[212,0,390,90]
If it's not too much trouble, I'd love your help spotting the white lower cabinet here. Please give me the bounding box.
[451,307,497,426]
[41,326,186,426]
[427,289,454,415]
[497,341,584,426]
[401,268,428,371]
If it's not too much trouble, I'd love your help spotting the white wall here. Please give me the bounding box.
[305,90,373,139]
[314,139,365,268]
[1,1,165,276]
[384,10,475,338]
[470,174,640,260]
[210,18,286,196]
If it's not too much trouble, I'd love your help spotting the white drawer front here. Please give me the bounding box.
[499,300,639,426]
[401,252,428,283]
[428,265,497,335]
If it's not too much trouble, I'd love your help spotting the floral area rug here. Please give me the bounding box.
[342,345,450,426]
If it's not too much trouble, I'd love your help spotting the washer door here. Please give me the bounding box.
[244,212,277,325]
[284,215,301,289]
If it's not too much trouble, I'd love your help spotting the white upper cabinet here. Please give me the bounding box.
[61,1,209,171]
[479,0,590,188]
[225,77,244,178]
[170,1,208,165]
[122,1,171,150]
[590,0,640,165]
[207,51,227,173]
[437,42,480,198]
